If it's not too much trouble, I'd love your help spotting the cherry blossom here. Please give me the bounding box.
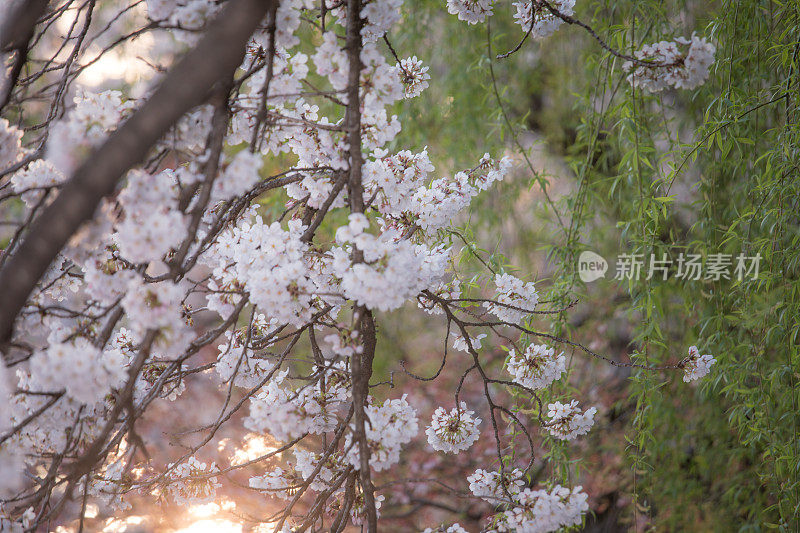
[446,0,495,24]
[249,467,298,500]
[484,272,539,324]
[545,400,597,440]
[623,35,716,92]
[682,345,717,382]
[45,90,133,175]
[165,457,222,505]
[490,485,589,532]
[345,395,419,471]
[512,0,576,40]
[426,403,482,453]
[0,364,24,499]
[423,524,470,533]
[29,338,126,405]
[467,468,526,502]
[396,56,431,98]
[0,119,23,170]
[506,343,566,390]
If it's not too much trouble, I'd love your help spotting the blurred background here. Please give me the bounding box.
[5,0,799,530]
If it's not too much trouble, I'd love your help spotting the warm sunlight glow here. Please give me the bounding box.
[84,503,99,519]
[188,502,221,518]
[175,519,242,533]
[102,515,145,533]
[231,433,278,465]
[77,41,156,87]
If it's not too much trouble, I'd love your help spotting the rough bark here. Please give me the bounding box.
[0,0,49,52]
[343,0,379,529]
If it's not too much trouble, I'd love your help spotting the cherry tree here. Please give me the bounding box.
[0,0,716,531]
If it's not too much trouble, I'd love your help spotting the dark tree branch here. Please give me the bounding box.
[341,0,379,529]
[0,0,50,52]
[0,0,51,112]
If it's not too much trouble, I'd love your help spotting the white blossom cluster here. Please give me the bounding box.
[146,0,222,44]
[365,148,435,216]
[87,455,135,512]
[9,160,66,207]
[410,154,512,230]
[215,314,277,388]
[425,402,482,453]
[419,278,462,315]
[165,457,222,505]
[249,466,300,500]
[253,452,385,528]
[5,364,112,467]
[467,468,526,502]
[446,0,577,40]
[451,331,487,352]
[490,485,589,532]
[446,0,715,96]
[114,169,188,264]
[211,149,264,202]
[623,35,716,92]
[273,0,306,49]
[45,90,133,175]
[506,343,566,390]
[0,119,23,170]
[545,400,597,440]
[423,524,469,533]
[9,91,131,208]
[466,468,589,532]
[406,171,477,230]
[333,214,452,311]
[682,345,717,382]
[511,0,576,40]
[0,364,24,500]
[361,0,403,43]
[29,338,126,404]
[310,31,350,95]
[293,449,348,492]
[0,508,34,533]
[351,491,386,526]
[171,106,215,153]
[121,279,193,356]
[396,56,431,98]
[203,217,317,326]
[345,395,420,471]
[245,368,349,441]
[484,272,539,324]
[253,50,309,105]
[446,0,495,24]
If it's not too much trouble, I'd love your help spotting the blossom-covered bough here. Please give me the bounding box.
[0,0,716,531]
